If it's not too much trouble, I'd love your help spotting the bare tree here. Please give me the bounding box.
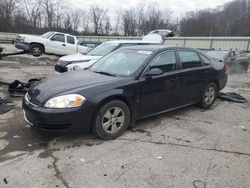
[81,10,91,34]
[90,5,107,35]
[72,10,82,34]
[41,0,63,29]
[122,9,137,36]
[20,0,42,29]
[0,0,17,30]
[113,8,122,35]
[104,14,111,35]
[63,11,72,33]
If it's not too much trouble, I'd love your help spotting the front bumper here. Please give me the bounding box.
[15,42,30,51]
[54,64,68,73]
[22,97,95,133]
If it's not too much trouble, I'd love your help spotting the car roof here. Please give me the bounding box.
[104,40,160,44]
[119,45,197,52]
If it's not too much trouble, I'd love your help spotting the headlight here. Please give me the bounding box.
[17,36,25,42]
[44,94,86,108]
[57,60,71,66]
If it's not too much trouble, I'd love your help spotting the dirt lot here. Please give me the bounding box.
[0,52,250,188]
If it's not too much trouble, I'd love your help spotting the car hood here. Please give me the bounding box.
[17,34,44,41]
[28,70,121,105]
[59,53,102,62]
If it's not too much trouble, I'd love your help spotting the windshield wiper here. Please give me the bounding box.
[93,71,117,77]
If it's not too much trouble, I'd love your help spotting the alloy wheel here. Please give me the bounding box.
[102,107,125,134]
[33,47,41,55]
[204,86,215,105]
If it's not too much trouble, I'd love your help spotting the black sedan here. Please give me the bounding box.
[23,46,228,140]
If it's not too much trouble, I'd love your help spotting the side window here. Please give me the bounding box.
[151,51,177,73]
[51,34,65,43]
[67,36,75,44]
[178,50,202,69]
[200,54,211,65]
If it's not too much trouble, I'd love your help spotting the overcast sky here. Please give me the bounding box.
[68,0,231,18]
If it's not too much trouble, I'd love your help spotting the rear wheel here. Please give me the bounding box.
[30,44,44,57]
[200,83,218,109]
[92,100,130,140]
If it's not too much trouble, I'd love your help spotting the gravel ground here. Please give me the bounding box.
[0,53,249,188]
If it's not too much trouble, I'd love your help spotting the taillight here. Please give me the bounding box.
[224,63,228,74]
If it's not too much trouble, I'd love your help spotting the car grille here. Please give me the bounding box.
[55,64,68,73]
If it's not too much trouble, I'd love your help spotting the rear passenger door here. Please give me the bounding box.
[177,50,210,104]
[64,35,77,54]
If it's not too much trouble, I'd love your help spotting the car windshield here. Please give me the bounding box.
[87,43,119,56]
[206,51,229,60]
[89,49,152,77]
[41,32,55,38]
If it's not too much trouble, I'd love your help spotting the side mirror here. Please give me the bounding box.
[144,68,163,77]
[50,37,55,41]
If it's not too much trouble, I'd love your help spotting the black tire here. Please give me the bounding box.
[30,44,44,57]
[92,100,130,140]
[200,83,218,109]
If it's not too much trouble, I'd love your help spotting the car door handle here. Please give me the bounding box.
[62,44,66,46]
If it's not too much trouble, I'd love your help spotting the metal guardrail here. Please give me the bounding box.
[78,35,142,43]
[164,37,250,51]
[0,32,18,43]
[1,32,250,51]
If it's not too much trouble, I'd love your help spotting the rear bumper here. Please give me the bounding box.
[15,42,30,51]
[219,74,228,90]
[22,97,95,133]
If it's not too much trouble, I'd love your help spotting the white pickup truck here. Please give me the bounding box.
[15,31,89,57]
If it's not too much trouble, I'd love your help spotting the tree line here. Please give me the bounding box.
[0,0,176,36]
[180,0,250,36]
[0,0,250,36]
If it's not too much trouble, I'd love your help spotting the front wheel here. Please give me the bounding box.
[30,44,44,57]
[92,100,130,140]
[200,83,218,109]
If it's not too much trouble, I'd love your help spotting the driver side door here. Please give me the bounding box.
[137,50,182,118]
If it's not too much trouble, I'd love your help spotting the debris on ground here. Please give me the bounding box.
[13,135,21,139]
[3,178,8,184]
[239,126,248,131]
[157,156,163,160]
[8,78,43,97]
[80,158,86,162]
[192,180,206,188]
[0,97,15,114]
[218,92,248,103]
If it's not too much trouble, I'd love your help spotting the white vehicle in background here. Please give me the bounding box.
[55,34,163,73]
[15,31,89,57]
[149,29,176,38]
